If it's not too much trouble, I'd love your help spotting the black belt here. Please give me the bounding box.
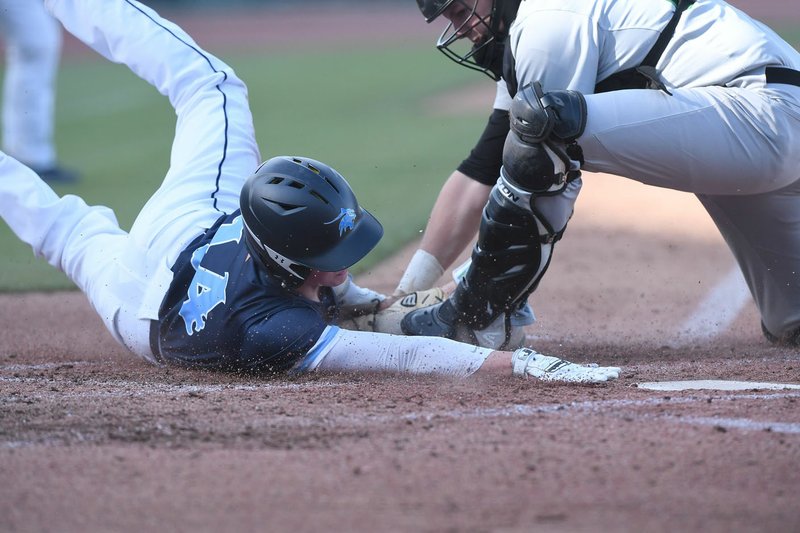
[765,66,800,87]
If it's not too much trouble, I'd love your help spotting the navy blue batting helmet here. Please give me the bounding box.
[240,156,383,288]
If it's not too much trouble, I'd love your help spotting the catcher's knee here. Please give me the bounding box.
[510,82,587,144]
[503,81,587,193]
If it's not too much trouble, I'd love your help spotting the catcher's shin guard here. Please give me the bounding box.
[402,174,580,342]
[444,81,587,328]
[402,81,585,338]
[449,179,553,328]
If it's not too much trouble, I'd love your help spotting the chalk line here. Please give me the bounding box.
[671,265,752,346]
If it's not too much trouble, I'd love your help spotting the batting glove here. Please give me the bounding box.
[332,275,386,318]
[338,287,447,334]
[512,347,620,383]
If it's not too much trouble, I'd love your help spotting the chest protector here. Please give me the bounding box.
[503,0,696,97]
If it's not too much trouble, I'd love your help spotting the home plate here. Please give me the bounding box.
[637,380,800,391]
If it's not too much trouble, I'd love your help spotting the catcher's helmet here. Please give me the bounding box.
[416,0,522,81]
[417,0,455,22]
[240,156,383,288]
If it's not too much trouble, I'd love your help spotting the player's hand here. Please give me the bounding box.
[511,347,620,383]
[332,275,386,319]
[339,287,447,334]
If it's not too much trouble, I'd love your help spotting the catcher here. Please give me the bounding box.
[401,0,800,347]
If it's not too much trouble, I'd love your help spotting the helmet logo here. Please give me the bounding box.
[324,208,357,236]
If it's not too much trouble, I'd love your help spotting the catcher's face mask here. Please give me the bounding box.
[421,0,510,81]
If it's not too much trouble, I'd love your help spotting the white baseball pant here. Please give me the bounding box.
[580,83,800,338]
[0,0,260,362]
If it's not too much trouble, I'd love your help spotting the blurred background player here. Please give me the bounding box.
[401,0,800,346]
[0,0,620,383]
[0,0,78,183]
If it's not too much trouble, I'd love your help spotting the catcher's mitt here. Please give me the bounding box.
[338,287,447,334]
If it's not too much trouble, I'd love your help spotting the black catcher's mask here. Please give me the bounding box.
[416,0,522,81]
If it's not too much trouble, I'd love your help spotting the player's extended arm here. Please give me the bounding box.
[300,328,620,383]
[395,170,491,295]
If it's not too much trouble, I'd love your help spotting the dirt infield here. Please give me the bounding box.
[3,2,800,532]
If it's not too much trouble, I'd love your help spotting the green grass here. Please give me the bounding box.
[0,43,488,291]
[774,26,800,48]
[2,24,798,292]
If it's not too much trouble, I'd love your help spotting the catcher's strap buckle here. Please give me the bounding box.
[539,226,567,245]
[635,65,672,95]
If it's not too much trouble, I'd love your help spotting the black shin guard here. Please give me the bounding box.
[448,82,586,329]
[404,81,585,337]
[451,182,553,329]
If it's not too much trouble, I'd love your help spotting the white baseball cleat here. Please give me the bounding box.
[511,347,621,383]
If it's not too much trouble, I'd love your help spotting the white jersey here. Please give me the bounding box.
[493,0,800,108]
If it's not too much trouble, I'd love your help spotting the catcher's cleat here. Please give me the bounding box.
[512,347,621,383]
[401,300,528,351]
[401,300,459,339]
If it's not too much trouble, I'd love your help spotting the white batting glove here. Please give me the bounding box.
[512,347,621,383]
[332,275,386,318]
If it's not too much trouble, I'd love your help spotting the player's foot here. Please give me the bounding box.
[401,300,528,351]
[31,165,80,184]
[459,311,530,351]
[401,299,459,338]
[512,347,621,383]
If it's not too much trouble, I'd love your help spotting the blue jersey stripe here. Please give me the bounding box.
[292,326,342,374]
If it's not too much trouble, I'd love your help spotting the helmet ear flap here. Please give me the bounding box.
[243,224,310,288]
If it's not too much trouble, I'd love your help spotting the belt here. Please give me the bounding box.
[765,66,800,87]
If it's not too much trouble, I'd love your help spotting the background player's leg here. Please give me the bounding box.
[0,0,61,170]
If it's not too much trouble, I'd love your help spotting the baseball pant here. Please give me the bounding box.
[0,0,260,361]
[580,82,800,338]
